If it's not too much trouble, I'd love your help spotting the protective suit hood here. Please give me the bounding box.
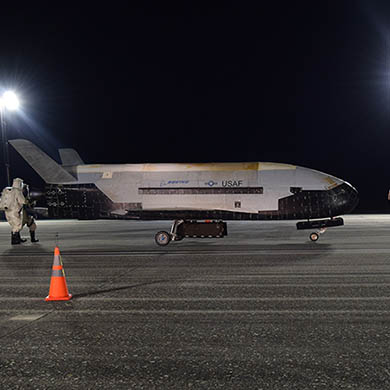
[12,178,24,190]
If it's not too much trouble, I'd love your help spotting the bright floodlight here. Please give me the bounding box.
[1,91,19,111]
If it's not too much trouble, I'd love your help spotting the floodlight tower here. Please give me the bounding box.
[0,91,19,186]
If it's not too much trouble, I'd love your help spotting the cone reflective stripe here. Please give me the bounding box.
[51,269,65,277]
[45,246,72,301]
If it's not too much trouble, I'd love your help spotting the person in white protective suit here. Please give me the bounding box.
[3,178,30,245]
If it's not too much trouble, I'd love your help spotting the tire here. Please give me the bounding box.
[155,231,171,246]
[310,232,319,242]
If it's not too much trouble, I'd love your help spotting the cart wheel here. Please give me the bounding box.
[310,232,319,242]
[155,231,171,246]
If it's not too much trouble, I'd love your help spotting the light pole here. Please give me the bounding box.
[0,91,19,187]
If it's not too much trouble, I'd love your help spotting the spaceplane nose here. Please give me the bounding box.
[330,182,359,215]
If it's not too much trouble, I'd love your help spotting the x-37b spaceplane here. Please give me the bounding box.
[9,139,358,245]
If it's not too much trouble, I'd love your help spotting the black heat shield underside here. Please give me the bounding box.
[45,182,358,221]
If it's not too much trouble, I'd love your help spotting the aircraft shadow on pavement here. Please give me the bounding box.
[71,244,333,298]
[72,279,174,299]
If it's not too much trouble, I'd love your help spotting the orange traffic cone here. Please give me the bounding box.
[45,246,72,301]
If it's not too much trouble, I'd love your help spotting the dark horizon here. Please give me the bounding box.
[1,2,390,213]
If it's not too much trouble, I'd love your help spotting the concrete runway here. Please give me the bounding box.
[1,215,390,389]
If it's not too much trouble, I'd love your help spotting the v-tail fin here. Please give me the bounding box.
[9,139,77,184]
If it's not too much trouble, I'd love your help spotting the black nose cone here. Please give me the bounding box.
[330,182,359,215]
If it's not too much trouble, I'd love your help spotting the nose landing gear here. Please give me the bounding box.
[297,217,343,242]
[309,227,327,242]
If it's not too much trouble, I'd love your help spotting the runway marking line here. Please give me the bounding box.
[10,313,47,321]
[1,309,390,315]
[2,297,390,301]
[2,282,390,288]
[2,248,390,257]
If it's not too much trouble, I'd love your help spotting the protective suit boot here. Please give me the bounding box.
[30,231,39,243]
[17,232,27,243]
[11,232,21,245]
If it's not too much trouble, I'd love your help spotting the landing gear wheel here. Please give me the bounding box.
[310,232,319,242]
[155,231,171,246]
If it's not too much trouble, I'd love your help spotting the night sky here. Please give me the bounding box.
[1,2,390,212]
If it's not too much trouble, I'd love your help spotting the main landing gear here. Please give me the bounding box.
[155,220,228,246]
[296,217,344,242]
